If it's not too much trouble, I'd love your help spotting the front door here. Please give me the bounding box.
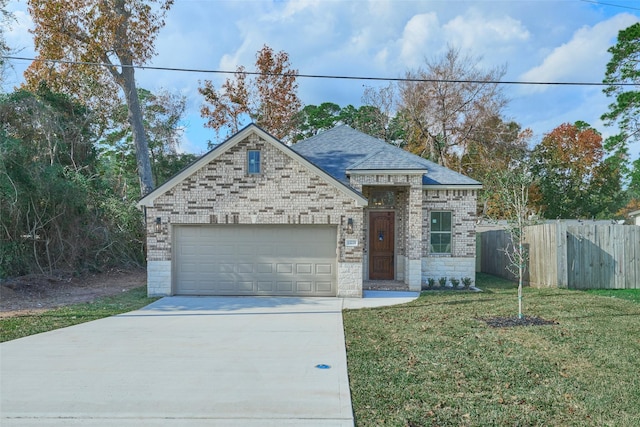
[369,211,395,280]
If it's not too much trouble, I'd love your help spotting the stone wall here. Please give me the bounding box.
[422,257,477,285]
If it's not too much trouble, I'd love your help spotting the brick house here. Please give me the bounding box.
[137,124,481,297]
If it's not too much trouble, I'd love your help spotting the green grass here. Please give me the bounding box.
[344,273,640,426]
[585,288,640,304]
[0,286,159,342]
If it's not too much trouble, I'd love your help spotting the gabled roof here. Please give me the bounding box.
[291,125,482,187]
[137,124,368,208]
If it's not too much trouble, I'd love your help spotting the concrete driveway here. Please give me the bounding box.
[1,293,417,426]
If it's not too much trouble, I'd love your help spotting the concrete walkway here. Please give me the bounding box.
[0,292,418,426]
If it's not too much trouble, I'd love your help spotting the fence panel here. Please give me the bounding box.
[523,224,559,288]
[479,230,518,282]
[479,224,639,289]
[567,225,640,289]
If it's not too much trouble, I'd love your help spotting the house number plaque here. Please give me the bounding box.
[345,239,359,247]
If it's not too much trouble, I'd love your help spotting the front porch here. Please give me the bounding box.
[357,181,423,292]
[363,280,410,291]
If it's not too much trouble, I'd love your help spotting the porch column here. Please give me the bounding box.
[405,182,423,291]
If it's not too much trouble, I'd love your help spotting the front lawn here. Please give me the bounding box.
[585,288,640,304]
[343,274,640,426]
[0,286,158,342]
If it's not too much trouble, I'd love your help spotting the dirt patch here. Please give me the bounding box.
[478,316,558,328]
[0,268,146,318]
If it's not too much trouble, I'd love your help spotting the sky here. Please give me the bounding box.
[3,0,640,160]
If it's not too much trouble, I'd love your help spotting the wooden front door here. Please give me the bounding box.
[369,211,395,280]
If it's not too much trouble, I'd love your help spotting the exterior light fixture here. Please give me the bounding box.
[155,217,162,233]
[346,218,354,234]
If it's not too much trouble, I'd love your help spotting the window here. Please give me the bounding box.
[370,190,395,207]
[430,211,452,254]
[247,150,261,174]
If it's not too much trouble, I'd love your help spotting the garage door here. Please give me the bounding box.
[174,225,337,296]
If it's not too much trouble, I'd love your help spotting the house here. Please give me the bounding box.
[630,209,640,226]
[137,124,481,297]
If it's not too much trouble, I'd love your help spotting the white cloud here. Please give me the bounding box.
[520,13,639,90]
[3,0,640,159]
[443,9,530,50]
[399,13,440,67]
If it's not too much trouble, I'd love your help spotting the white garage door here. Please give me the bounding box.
[174,225,337,296]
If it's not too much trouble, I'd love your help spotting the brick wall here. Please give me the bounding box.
[422,188,478,282]
[350,174,424,289]
[145,133,365,296]
[422,189,477,258]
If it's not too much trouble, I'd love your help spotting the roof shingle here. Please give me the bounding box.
[291,125,481,187]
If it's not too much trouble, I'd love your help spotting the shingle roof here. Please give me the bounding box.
[291,125,481,187]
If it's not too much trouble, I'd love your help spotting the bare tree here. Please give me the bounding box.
[398,47,507,170]
[492,166,536,319]
[360,83,396,142]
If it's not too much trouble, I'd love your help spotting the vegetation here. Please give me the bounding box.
[0,82,190,278]
[0,286,158,342]
[101,87,196,200]
[531,121,623,219]
[492,166,537,318]
[25,0,174,196]
[199,44,302,142]
[0,0,13,84]
[585,288,640,304]
[602,23,640,217]
[344,274,640,426]
[0,86,145,277]
[397,47,508,171]
[292,100,403,143]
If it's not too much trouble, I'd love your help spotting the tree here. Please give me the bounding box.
[397,47,507,170]
[199,45,301,142]
[292,102,342,142]
[531,122,623,219]
[338,104,391,140]
[0,86,144,276]
[0,0,14,85]
[461,116,532,217]
[100,88,194,199]
[491,167,536,319]
[629,157,640,199]
[360,84,396,142]
[24,0,174,196]
[602,23,640,174]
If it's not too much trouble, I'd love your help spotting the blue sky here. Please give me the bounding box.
[4,0,639,160]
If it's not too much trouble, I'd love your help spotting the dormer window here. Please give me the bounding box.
[247,150,261,174]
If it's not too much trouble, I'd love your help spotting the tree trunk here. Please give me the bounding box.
[121,66,154,196]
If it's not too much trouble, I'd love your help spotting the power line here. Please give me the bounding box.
[3,55,636,87]
[579,0,640,12]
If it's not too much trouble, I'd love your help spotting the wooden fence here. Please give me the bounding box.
[479,223,640,289]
